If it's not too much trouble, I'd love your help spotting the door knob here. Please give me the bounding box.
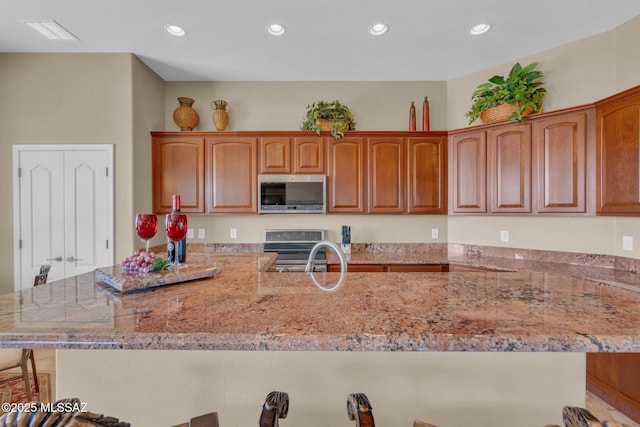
[46,256,63,262]
[65,256,80,262]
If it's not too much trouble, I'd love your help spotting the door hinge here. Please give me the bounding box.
[106,240,109,249]
[106,167,109,177]
[19,239,22,249]
[18,167,21,178]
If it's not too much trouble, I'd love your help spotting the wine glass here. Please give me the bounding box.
[135,214,158,253]
[165,213,188,270]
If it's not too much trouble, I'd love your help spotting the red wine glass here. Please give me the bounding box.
[135,214,158,253]
[165,214,188,269]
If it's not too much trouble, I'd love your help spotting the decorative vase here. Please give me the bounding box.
[409,101,416,131]
[172,97,199,131]
[211,100,230,131]
[422,96,430,131]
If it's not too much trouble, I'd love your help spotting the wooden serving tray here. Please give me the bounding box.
[95,263,221,293]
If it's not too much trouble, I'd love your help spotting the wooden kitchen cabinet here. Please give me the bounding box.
[327,137,366,213]
[153,130,445,217]
[367,137,404,213]
[205,137,258,213]
[386,264,449,272]
[449,129,487,213]
[259,136,325,174]
[329,264,386,272]
[293,136,325,174]
[407,136,447,214]
[532,107,594,214]
[587,353,640,423]
[487,122,532,213]
[596,86,640,215]
[152,135,205,214]
[450,108,595,216]
[259,137,291,173]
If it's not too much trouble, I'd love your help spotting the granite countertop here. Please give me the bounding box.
[330,246,640,291]
[0,251,638,352]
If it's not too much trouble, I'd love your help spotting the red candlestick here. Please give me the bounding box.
[409,101,416,131]
[422,96,430,131]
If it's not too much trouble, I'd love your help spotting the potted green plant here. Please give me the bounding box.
[465,61,547,125]
[301,100,356,139]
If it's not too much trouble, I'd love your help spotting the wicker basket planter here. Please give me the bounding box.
[480,103,533,125]
[318,119,334,132]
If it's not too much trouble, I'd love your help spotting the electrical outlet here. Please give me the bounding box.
[623,236,633,251]
[230,228,237,239]
[431,228,439,239]
[187,228,194,239]
[198,228,205,239]
[500,230,509,242]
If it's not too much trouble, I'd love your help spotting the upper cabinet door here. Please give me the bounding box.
[487,122,532,213]
[596,88,640,215]
[293,137,325,174]
[532,108,594,214]
[152,136,205,214]
[327,137,365,213]
[206,137,258,213]
[367,137,404,213]
[449,130,487,213]
[407,136,447,214]
[259,137,291,174]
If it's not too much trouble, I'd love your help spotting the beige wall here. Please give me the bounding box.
[131,56,166,248]
[615,15,640,91]
[164,81,447,132]
[0,53,142,295]
[57,350,585,427]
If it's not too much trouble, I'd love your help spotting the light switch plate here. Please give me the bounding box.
[187,228,194,239]
[198,228,205,239]
[230,228,237,239]
[623,236,633,251]
[500,230,509,242]
[431,228,439,239]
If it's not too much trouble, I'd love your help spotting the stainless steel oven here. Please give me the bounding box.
[263,229,326,272]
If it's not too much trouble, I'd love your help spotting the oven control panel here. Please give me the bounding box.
[264,229,325,243]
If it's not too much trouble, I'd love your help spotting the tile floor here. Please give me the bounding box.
[4,350,640,426]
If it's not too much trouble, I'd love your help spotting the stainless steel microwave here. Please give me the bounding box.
[258,175,326,214]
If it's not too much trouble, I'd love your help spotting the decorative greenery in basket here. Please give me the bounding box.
[465,61,547,125]
[301,100,356,139]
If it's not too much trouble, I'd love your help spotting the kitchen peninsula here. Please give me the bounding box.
[0,251,639,426]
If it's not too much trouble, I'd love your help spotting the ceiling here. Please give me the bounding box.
[2,0,640,82]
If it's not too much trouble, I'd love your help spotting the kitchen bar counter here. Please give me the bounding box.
[0,252,638,352]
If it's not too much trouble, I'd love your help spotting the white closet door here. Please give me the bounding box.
[14,145,114,290]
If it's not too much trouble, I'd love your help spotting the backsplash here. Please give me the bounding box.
[152,242,640,273]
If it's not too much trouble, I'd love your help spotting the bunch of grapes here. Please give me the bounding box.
[120,251,158,273]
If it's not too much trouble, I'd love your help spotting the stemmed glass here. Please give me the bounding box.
[135,214,158,253]
[165,213,188,270]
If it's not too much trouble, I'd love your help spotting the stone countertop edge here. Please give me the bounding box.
[0,251,639,352]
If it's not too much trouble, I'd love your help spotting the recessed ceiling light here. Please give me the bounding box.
[21,20,78,40]
[470,23,491,36]
[368,23,389,36]
[165,24,186,37]
[266,24,286,36]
